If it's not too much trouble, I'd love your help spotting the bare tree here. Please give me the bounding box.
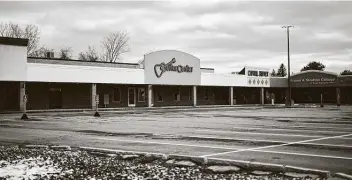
[0,22,40,55]
[24,24,40,56]
[59,47,73,60]
[78,46,99,61]
[101,30,130,62]
[28,46,54,58]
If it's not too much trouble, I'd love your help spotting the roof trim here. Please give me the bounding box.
[291,70,338,77]
[200,68,214,70]
[144,50,200,60]
[27,57,139,66]
[0,37,29,47]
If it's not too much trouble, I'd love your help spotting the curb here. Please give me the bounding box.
[334,173,352,180]
[79,146,168,160]
[207,158,250,169]
[24,145,49,149]
[78,147,331,178]
[249,161,285,173]
[168,154,207,165]
[20,145,332,178]
[285,165,330,178]
[50,145,72,151]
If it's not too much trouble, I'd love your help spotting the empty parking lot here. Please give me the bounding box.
[0,106,351,174]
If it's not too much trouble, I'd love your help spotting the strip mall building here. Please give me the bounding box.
[0,37,351,112]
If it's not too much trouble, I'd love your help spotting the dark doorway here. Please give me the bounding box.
[49,88,62,109]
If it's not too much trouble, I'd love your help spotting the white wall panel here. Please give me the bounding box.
[27,63,144,84]
[0,44,27,81]
[201,73,247,86]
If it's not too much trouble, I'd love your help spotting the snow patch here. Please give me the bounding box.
[0,157,65,180]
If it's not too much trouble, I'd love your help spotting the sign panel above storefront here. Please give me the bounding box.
[154,58,193,78]
[144,50,201,85]
[290,71,338,87]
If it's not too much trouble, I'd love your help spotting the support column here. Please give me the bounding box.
[20,82,28,119]
[19,82,26,112]
[193,86,197,107]
[260,87,265,105]
[336,87,341,106]
[91,83,97,109]
[229,87,233,105]
[148,85,153,107]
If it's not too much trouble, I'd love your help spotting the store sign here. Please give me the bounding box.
[154,58,193,78]
[144,50,201,85]
[290,71,338,87]
[291,77,336,85]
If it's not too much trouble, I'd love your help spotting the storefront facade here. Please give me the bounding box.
[290,71,352,104]
[1,37,351,112]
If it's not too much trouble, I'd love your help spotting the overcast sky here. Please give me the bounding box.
[1,1,351,74]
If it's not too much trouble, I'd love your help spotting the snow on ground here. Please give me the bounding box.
[0,157,63,180]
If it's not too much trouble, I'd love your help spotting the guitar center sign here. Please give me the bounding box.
[154,58,193,78]
[144,50,201,85]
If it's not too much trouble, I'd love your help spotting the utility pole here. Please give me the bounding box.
[282,25,294,107]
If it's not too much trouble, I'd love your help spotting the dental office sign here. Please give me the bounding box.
[144,50,201,85]
[154,58,193,78]
[290,71,338,87]
[291,78,336,85]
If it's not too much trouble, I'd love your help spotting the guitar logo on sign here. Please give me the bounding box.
[154,58,193,78]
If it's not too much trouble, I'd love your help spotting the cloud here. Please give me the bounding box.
[0,1,351,73]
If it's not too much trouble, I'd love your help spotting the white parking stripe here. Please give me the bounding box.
[202,133,352,157]
[196,129,325,138]
[231,127,351,134]
[248,149,352,160]
[91,135,352,154]
[288,125,352,131]
[182,134,352,146]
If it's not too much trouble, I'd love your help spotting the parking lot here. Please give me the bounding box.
[0,106,351,174]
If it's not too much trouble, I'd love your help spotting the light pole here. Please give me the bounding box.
[282,25,294,107]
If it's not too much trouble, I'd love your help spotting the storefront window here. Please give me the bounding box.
[174,88,180,101]
[189,88,193,101]
[157,91,163,102]
[113,87,121,102]
[204,89,209,100]
[138,88,145,102]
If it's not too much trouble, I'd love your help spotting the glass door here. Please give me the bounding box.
[128,87,136,107]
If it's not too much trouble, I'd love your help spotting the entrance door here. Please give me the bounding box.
[128,87,136,107]
[49,88,62,109]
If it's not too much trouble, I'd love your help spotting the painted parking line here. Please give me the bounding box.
[196,129,326,138]
[287,125,352,131]
[92,135,352,154]
[201,133,352,157]
[231,127,351,134]
[248,149,352,160]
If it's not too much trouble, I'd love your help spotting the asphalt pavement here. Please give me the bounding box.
[0,106,351,174]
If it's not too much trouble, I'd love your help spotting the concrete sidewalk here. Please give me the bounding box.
[0,103,325,115]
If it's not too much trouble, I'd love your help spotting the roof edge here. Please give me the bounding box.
[0,37,29,47]
[144,50,200,60]
[291,70,338,77]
